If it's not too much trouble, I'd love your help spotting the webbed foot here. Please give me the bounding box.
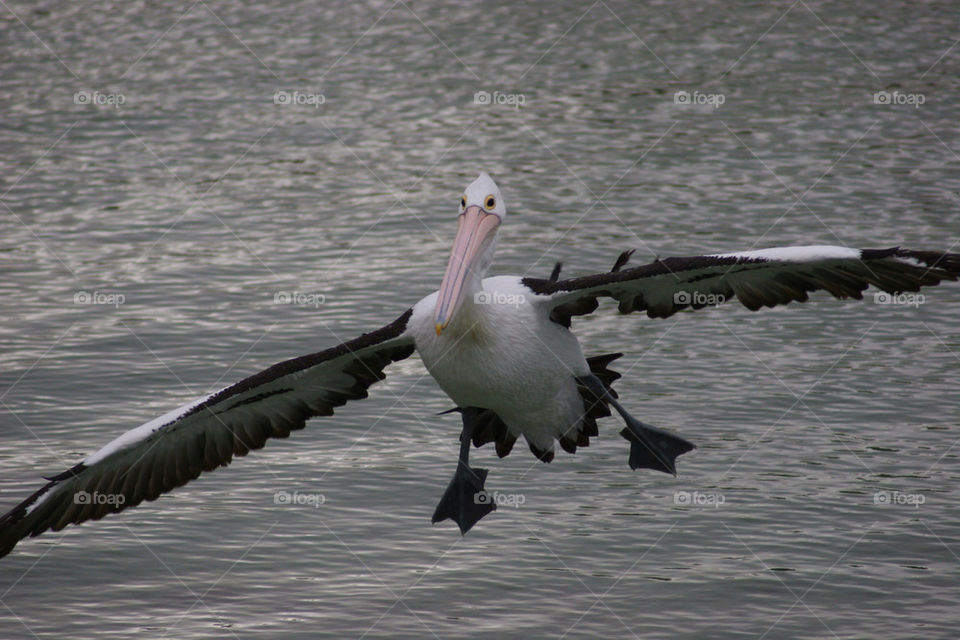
[432,465,496,534]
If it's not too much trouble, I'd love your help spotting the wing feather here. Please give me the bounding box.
[522,246,960,326]
[0,309,414,558]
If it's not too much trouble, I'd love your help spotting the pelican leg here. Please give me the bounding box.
[579,375,695,475]
[432,407,496,534]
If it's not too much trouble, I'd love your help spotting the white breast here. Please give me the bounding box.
[411,276,589,424]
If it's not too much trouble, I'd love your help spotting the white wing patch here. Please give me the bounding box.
[710,245,861,262]
[83,390,226,466]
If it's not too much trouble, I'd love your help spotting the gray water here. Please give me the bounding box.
[1,1,959,638]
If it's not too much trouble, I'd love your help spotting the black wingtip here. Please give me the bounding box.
[549,262,563,282]
[611,249,636,273]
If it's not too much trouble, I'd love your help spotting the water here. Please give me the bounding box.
[2,1,959,638]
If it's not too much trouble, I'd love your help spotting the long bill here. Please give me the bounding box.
[433,205,501,335]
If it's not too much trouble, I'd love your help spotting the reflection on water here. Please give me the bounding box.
[1,1,959,638]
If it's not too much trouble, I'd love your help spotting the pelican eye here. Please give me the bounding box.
[484,195,496,210]
[459,195,466,210]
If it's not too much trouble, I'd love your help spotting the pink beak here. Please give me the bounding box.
[433,205,501,335]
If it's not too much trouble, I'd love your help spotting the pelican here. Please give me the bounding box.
[2,172,958,557]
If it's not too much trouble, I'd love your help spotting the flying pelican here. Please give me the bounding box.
[1,172,958,557]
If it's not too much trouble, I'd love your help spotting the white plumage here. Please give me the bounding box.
[413,275,588,454]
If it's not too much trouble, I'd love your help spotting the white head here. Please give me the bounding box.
[433,173,505,335]
[460,171,505,219]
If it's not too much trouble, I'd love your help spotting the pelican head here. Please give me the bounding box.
[433,172,505,335]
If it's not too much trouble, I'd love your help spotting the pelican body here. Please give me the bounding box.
[2,172,959,554]
[414,275,589,456]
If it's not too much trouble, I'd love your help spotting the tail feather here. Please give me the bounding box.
[563,353,625,454]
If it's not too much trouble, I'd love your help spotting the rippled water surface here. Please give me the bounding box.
[2,1,959,638]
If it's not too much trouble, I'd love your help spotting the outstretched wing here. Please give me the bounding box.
[522,246,960,326]
[0,309,415,559]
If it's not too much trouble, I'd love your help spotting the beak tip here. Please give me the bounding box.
[435,323,445,336]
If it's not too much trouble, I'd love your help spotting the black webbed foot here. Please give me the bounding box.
[432,407,497,534]
[619,418,695,475]
[432,465,496,534]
